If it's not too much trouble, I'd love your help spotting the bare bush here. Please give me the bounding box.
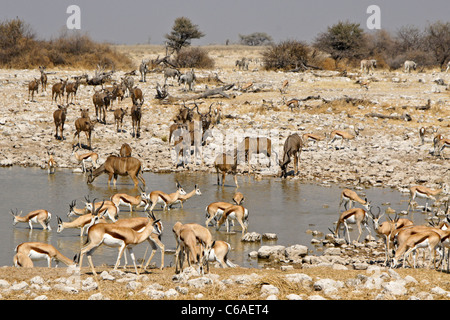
[262,40,310,71]
[176,47,215,69]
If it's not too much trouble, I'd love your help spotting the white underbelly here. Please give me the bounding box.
[28,250,48,261]
[102,234,125,248]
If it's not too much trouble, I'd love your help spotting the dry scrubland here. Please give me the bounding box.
[0,45,449,300]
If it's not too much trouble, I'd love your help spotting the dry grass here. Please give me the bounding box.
[2,265,450,300]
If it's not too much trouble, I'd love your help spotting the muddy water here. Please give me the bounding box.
[0,167,423,269]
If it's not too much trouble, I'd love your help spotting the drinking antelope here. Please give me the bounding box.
[14,242,75,268]
[205,202,235,227]
[279,133,303,178]
[148,181,186,211]
[47,153,56,174]
[72,148,98,173]
[333,208,372,244]
[57,214,105,237]
[10,208,52,230]
[75,211,162,275]
[216,205,249,235]
[233,192,245,205]
[339,188,371,211]
[67,200,88,217]
[407,184,446,212]
[86,155,146,188]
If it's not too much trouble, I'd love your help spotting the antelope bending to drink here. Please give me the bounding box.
[10,209,52,230]
[72,148,99,173]
[339,189,371,211]
[14,242,75,268]
[333,208,372,244]
[110,190,149,213]
[407,184,446,212]
[216,205,249,235]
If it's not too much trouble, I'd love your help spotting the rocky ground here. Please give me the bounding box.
[0,45,449,300]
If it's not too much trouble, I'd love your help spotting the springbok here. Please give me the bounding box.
[14,242,75,268]
[216,205,249,235]
[233,192,245,205]
[57,213,105,237]
[370,211,413,265]
[75,211,162,275]
[170,184,202,209]
[148,181,186,212]
[10,208,52,230]
[407,184,446,212]
[329,129,358,148]
[205,202,234,227]
[110,189,149,213]
[391,229,441,269]
[332,208,372,244]
[66,200,88,217]
[173,222,213,274]
[279,133,303,178]
[437,137,450,159]
[86,155,146,188]
[206,240,237,268]
[72,148,98,172]
[339,189,371,211]
[47,153,56,174]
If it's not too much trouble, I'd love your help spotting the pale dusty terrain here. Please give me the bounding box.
[0,45,448,193]
[0,45,450,301]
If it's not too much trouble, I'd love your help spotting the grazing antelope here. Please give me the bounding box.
[173,222,213,274]
[370,211,413,265]
[28,78,39,101]
[148,181,186,212]
[205,202,234,227]
[206,240,237,268]
[302,133,325,149]
[39,66,47,92]
[47,153,56,174]
[216,205,249,235]
[170,184,202,209]
[75,211,162,275]
[130,100,143,138]
[51,79,67,104]
[339,188,371,211]
[110,190,149,213]
[391,229,441,269]
[279,133,303,178]
[71,148,99,172]
[407,184,445,212]
[437,137,450,159]
[233,192,245,205]
[214,151,239,188]
[14,242,75,268]
[332,208,372,244]
[114,107,128,133]
[329,129,358,148]
[86,155,146,188]
[10,208,52,230]
[56,214,105,237]
[53,104,68,140]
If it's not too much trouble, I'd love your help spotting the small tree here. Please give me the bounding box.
[239,32,273,46]
[423,21,450,69]
[165,17,205,54]
[314,21,367,68]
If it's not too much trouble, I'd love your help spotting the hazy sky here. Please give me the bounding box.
[1,0,449,45]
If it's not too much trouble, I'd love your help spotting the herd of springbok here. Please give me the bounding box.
[10,57,450,274]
